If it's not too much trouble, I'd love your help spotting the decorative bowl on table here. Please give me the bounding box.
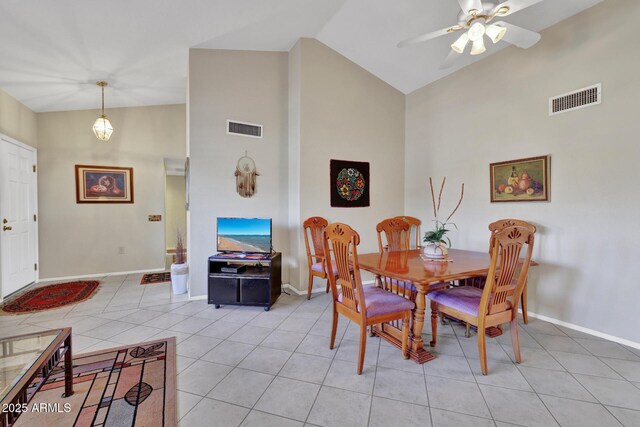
[422,242,449,260]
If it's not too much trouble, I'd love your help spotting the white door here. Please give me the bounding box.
[0,136,38,299]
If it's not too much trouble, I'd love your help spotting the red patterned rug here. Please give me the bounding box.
[140,272,171,285]
[0,281,100,314]
[17,338,176,426]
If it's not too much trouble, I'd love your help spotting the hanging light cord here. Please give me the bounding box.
[101,84,105,116]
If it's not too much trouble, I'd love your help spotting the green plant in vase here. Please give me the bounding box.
[423,177,464,259]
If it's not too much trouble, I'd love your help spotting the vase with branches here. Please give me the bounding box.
[170,228,188,294]
[423,177,464,259]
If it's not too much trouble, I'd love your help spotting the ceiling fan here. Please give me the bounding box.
[398,0,544,69]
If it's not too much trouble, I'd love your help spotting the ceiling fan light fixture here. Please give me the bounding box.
[467,22,486,42]
[451,33,470,54]
[486,24,507,43]
[470,38,486,55]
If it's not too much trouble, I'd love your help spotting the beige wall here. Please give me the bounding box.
[37,104,186,278]
[188,49,290,298]
[0,88,37,147]
[289,39,406,290]
[165,175,186,249]
[405,0,640,343]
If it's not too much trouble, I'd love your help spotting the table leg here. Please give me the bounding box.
[370,286,435,364]
[412,288,426,352]
[63,335,74,398]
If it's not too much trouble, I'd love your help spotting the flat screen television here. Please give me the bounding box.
[217,217,272,254]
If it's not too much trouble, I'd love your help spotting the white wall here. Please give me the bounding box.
[405,0,640,343]
[188,49,290,298]
[165,175,186,250]
[0,87,37,148]
[288,39,406,290]
[37,104,186,278]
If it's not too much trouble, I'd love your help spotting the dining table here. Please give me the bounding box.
[357,248,533,364]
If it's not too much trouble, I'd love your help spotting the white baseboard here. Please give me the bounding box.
[39,268,166,283]
[524,310,640,350]
[283,280,375,296]
[188,295,207,301]
[283,283,318,296]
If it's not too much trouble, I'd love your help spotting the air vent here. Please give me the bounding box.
[227,120,263,138]
[549,83,601,116]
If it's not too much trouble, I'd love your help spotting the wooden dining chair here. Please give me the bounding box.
[394,216,421,249]
[458,218,537,335]
[324,223,414,374]
[488,219,536,324]
[429,225,535,375]
[303,216,330,300]
[376,218,410,252]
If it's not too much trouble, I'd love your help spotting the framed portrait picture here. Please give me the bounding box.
[330,159,370,208]
[490,155,550,203]
[75,165,134,203]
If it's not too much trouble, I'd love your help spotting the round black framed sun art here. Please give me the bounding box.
[330,159,370,208]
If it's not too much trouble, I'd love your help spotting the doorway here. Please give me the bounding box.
[0,135,38,300]
[164,158,186,270]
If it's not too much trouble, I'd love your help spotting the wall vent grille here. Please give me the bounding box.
[227,120,263,138]
[549,83,601,116]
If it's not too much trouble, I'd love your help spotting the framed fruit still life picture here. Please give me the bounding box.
[330,159,370,208]
[75,165,134,203]
[490,155,549,202]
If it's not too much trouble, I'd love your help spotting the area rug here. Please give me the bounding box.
[17,338,176,427]
[140,272,171,285]
[0,281,100,314]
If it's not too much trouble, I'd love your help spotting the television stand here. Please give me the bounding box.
[208,252,281,311]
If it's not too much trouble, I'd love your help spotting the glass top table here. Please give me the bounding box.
[0,328,73,426]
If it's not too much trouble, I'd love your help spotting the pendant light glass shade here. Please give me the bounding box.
[93,81,113,141]
[486,24,507,43]
[93,115,113,140]
[470,38,486,55]
[451,33,470,54]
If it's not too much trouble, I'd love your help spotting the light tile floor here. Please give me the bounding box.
[3,275,640,426]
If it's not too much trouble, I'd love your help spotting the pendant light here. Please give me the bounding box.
[92,81,113,141]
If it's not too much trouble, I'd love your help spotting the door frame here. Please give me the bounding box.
[0,133,39,301]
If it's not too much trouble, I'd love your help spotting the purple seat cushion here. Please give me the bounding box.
[312,260,352,276]
[428,286,485,317]
[338,285,415,318]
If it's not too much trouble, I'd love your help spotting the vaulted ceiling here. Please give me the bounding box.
[0,0,602,112]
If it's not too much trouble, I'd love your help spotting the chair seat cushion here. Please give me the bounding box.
[312,260,353,276]
[338,285,415,318]
[428,286,485,317]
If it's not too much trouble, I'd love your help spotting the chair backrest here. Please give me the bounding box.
[488,219,536,253]
[481,225,535,316]
[395,216,421,249]
[303,217,329,263]
[376,218,410,252]
[323,223,365,319]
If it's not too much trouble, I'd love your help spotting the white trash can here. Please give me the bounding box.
[170,263,188,294]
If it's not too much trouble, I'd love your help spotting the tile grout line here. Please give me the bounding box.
[302,299,349,425]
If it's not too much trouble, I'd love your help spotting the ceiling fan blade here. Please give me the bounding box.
[439,50,462,70]
[398,26,459,48]
[495,21,541,48]
[491,0,544,17]
[457,0,484,15]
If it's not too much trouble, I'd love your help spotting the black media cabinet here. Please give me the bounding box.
[208,252,281,311]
